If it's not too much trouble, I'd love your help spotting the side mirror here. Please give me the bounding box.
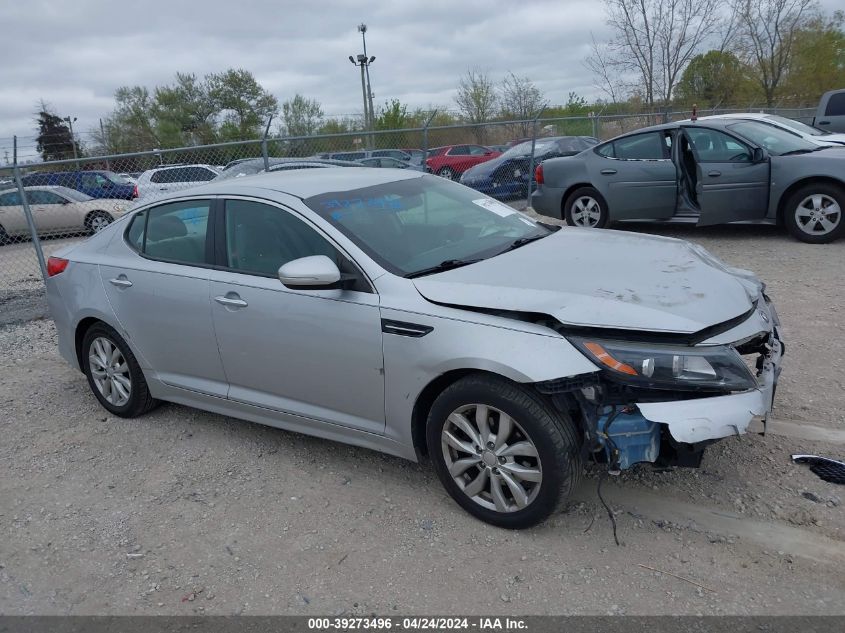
[752,147,767,163]
[278,255,340,288]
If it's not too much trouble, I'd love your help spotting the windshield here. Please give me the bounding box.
[765,114,828,137]
[305,175,549,277]
[727,120,818,155]
[215,160,267,180]
[501,140,557,158]
[105,172,130,185]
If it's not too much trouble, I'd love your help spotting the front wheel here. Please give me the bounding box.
[426,374,582,528]
[783,183,844,244]
[564,187,609,228]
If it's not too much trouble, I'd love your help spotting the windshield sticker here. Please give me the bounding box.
[472,198,517,217]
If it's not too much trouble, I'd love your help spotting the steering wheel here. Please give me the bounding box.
[728,153,749,162]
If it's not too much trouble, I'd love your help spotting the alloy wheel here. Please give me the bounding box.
[90,214,112,233]
[441,404,542,513]
[570,196,602,227]
[88,336,132,407]
[795,194,841,236]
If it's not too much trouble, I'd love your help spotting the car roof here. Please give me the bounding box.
[141,167,423,201]
[698,113,772,121]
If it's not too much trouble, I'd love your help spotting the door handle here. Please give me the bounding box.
[600,168,617,175]
[214,295,248,308]
[707,170,722,177]
[817,121,830,125]
[109,277,133,288]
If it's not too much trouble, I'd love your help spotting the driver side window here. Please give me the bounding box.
[224,200,339,278]
[685,128,751,162]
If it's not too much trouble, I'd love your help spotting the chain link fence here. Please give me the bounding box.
[0,106,817,308]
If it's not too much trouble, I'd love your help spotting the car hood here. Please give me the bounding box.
[412,228,759,334]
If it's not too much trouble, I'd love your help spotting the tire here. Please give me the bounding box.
[564,186,609,228]
[85,211,114,235]
[426,373,582,528]
[783,183,844,244]
[81,322,159,418]
[0,224,9,246]
[438,167,456,181]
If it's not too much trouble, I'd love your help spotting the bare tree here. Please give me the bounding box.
[732,0,815,106]
[589,0,722,107]
[499,73,544,135]
[585,33,623,104]
[454,69,497,142]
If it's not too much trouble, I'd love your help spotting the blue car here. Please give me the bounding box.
[20,170,138,200]
[460,136,598,199]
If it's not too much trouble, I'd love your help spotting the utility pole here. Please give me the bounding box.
[99,118,110,170]
[64,116,80,170]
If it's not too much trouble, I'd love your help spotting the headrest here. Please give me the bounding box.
[147,215,188,241]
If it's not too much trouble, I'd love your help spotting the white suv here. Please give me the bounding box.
[135,164,220,199]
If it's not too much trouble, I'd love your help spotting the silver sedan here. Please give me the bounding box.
[46,168,783,527]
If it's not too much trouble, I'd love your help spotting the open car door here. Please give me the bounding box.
[680,126,770,226]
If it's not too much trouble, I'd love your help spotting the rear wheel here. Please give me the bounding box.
[82,322,159,418]
[438,167,456,181]
[564,187,609,228]
[0,224,9,245]
[86,211,114,235]
[783,183,844,244]
[426,374,582,528]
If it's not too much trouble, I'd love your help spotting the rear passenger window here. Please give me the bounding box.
[612,132,666,160]
[825,93,845,116]
[132,201,210,265]
[126,211,147,251]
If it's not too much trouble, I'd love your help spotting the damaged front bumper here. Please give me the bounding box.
[640,321,783,444]
[543,294,785,469]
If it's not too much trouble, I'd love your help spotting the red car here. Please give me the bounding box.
[425,144,501,180]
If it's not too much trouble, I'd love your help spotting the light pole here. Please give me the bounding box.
[348,54,371,134]
[64,116,79,169]
[358,24,375,133]
[349,24,375,145]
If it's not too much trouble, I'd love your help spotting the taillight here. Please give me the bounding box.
[534,164,544,185]
[47,257,69,277]
[132,184,139,198]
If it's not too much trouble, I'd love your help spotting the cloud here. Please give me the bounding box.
[0,0,607,152]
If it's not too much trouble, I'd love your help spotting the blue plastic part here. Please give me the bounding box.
[597,409,661,470]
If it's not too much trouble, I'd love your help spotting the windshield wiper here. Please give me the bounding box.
[500,233,550,253]
[405,259,482,279]
[779,148,818,156]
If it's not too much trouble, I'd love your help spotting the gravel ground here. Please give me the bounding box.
[1,219,844,616]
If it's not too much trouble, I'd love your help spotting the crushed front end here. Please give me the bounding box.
[539,292,784,471]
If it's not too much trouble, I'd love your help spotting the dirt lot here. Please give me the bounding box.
[1,220,844,616]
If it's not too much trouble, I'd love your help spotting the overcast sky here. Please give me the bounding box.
[0,0,839,160]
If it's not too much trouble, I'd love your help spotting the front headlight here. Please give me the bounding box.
[570,337,756,392]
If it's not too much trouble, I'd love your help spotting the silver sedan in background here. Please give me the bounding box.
[45,169,783,527]
[531,118,845,243]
